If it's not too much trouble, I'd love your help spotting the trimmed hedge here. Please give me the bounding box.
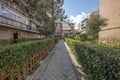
[0,38,54,70]
[0,38,45,46]
[65,38,120,80]
[0,39,12,46]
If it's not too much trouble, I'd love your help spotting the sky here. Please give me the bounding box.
[62,0,99,28]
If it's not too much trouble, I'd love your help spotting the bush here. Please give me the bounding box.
[66,33,75,39]
[0,38,45,46]
[65,38,120,80]
[0,38,54,70]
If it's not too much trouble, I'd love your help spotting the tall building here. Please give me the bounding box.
[99,0,120,43]
[78,11,98,34]
[0,0,44,44]
[79,18,87,34]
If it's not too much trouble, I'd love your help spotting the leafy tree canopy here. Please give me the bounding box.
[86,14,107,42]
[19,0,67,35]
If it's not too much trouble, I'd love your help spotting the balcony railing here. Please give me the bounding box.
[0,0,28,17]
[0,15,28,29]
[0,15,39,33]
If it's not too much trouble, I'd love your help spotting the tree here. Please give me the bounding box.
[86,14,107,43]
[19,0,66,36]
[52,0,67,34]
[39,28,52,38]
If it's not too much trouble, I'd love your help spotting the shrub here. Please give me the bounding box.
[65,38,120,80]
[66,33,75,39]
[0,38,45,46]
[0,38,54,71]
[0,39,12,46]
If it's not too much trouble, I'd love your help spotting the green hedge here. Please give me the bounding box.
[0,38,45,46]
[0,38,54,70]
[0,39,12,46]
[65,38,120,80]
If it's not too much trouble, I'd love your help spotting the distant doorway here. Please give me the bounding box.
[13,32,18,43]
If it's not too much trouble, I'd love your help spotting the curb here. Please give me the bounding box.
[64,42,88,80]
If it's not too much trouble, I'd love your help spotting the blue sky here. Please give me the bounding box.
[62,0,99,28]
[63,0,99,17]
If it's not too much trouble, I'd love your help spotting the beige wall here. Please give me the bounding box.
[99,28,120,43]
[99,0,120,43]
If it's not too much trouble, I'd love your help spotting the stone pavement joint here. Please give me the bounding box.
[27,40,77,80]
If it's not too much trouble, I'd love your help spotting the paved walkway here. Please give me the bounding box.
[28,40,77,80]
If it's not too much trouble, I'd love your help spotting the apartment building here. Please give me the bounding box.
[62,22,74,36]
[55,21,74,37]
[79,18,87,34]
[78,11,98,34]
[0,0,44,43]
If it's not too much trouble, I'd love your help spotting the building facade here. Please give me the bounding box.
[78,11,98,34]
[79,18,87,34]
[99,0,120,43]
[55,22,74,37]
[62,22,74,36]
[55,21,63,36]
[0,0,44,43]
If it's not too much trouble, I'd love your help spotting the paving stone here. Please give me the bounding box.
[28,40,77,80]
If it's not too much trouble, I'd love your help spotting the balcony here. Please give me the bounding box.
[0,15,39,33]
[0,0,28,17]
[0,15,27,29]
[0,2,39,33]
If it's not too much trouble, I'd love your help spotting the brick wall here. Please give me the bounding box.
[0,26,41,40]
[99,0,120,44]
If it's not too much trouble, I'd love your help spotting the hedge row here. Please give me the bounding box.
[0,38,54,70]
[0,39,12,46]
[65,38,120,80]
[0,38,46,46]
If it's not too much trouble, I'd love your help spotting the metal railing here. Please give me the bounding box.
[0,1,28,17]
[0,15,39,33]
[0,15,28,29]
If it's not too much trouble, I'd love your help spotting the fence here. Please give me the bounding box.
[0,44,54,80]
